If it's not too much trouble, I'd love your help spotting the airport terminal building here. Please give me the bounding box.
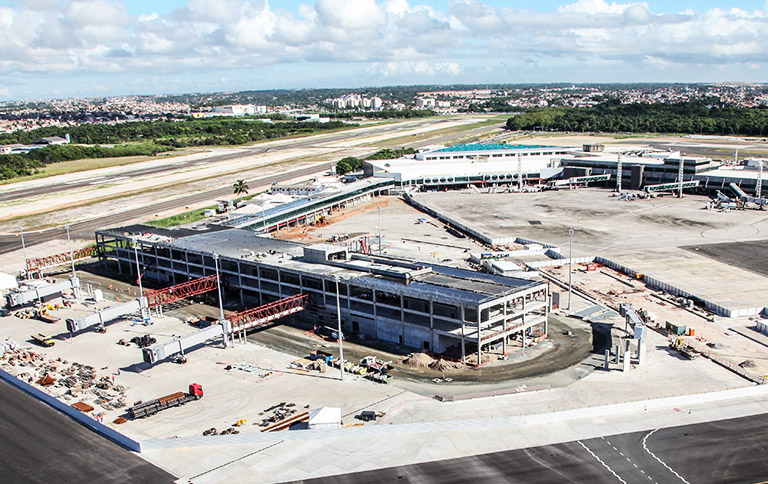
[364,144,572,189]
[95,226,549,360]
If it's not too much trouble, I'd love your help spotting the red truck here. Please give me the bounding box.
[128,383,203,419]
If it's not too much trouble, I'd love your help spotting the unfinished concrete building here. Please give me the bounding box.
[94,226,549,361]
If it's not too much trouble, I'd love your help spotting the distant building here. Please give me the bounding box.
[294,114,330,123]
[364,144,572,188]
[212,105,257,116]
[415,98,436,108]
[33,134,70,145]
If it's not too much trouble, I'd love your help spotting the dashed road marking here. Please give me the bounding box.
[642,429,691,484]
[577,440,627,484]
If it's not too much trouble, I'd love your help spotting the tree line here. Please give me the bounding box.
[505,99,768,136]
[0,118,352,147]
[335,147,416,175]
[320,109,436,119]
[0,143,172,180]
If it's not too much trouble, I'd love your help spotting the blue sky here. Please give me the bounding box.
[1,0,768,101]
[117,1,766,15]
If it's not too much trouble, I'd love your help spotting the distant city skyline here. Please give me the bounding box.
[1,0,768,101]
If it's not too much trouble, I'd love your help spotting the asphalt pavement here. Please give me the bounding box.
[0,163,324,255]
[0,118,504,256]
[684,239,768,278]
[292,413,768,484]
[0,379,175,484]
[0,118,454,203]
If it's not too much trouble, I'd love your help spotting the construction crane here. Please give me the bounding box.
[142,293,309,364]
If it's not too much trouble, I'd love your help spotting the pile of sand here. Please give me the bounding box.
[429,359,464,372]
[463,353,496,366]
[403,353,435,368]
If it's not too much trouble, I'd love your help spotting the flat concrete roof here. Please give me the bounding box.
[171,229,305,259]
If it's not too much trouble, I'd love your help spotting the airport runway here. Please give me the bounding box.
[0,163,325,255]
[0,379,175,484]
[0,118,457,203]
[295,414,768,484]
[0,118,504,256]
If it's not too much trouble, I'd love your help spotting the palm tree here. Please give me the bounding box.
[233,179,249,197]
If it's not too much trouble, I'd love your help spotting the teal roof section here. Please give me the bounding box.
[434,144,558,152]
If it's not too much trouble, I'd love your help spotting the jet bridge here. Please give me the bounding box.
[26,247,99,273]
[66,297,148,332]
[548,174,611,188]
[6,277,80,308]
[729,182,768,206]
[65,275,218,334]
[644,180,699,193]
[142,293,309,364]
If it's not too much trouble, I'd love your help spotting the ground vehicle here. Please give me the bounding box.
[356,411,377,422]
[309,350,335,363]
[31,334,55,347]
[315,326,341,340]
[37,306,61,324]
[128,383,203,419]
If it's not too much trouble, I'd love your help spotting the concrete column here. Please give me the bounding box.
[522,296,527,349]
[372,288,378,321]
[428,297,434,330]
[257,266,263,305]
[614,344,621,364]
[622,352,631,372]
[604,349,611,370]
[237,261,244,306]
[502,298,508,355]
[400,294,405,325]
[460,305,466,362]
[544,288,549,335]
[637,339,646,365]
[477,305,482,366]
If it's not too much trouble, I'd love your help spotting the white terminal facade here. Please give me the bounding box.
[94,227,549,361]
[364,144,572,188]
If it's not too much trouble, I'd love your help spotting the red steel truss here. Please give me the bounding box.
[145,275,218,308]
[26,246,100,272]
[230,294,308,332]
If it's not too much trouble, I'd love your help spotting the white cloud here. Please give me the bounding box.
[366,60,459,76]
[315,0,387,30]
[558,0,645,15]
[1,0,768,92]
[14,0,60,10]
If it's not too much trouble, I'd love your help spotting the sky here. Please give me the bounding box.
[1,0,768,101]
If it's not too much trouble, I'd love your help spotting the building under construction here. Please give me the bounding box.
[94,226,549,361]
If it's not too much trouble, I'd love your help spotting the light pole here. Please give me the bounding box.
[335,275,345,381]
[378,206,382,256]
[66,224,76,278]
[19,226,28,276]
[213,253,230,346]
[568,228,574,310]
[133,238,149,324]
[213,253,225,321]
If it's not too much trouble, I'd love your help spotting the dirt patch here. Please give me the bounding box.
[274,197,396,243]
[403,353,435,368]
[638,215,711,228]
